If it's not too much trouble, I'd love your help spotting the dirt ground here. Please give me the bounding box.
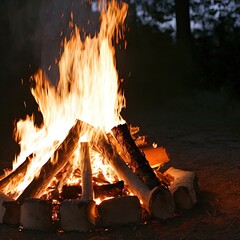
[0,93,240,240]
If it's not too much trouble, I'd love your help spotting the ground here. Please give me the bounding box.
[0,92,240,239]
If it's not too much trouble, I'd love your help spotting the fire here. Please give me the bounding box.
[3,0,128,200]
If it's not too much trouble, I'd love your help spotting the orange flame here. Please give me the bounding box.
[3,0,128,199]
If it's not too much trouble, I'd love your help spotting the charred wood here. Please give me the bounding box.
[61,185,82,200]
[110,123,160,189]
[60,181,124,200]
[93,180,124,199]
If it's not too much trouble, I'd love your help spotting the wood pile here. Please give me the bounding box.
[0,121,199,232]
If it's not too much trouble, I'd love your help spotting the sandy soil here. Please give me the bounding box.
[0,94,240,240]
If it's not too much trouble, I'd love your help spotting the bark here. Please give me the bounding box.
[17,120,85,203]
[110,124,160,189]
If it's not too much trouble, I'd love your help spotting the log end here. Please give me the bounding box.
[0,191,20,225]
[60,199,96,232]
[97,196,142,227]
[20,198,53,231]
[149,186,175,220]
[173,186,194,209]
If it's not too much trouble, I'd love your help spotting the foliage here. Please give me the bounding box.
[124,0,240,99]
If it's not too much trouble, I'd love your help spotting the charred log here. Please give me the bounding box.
[60,181,124,200]
[61,185,82,200]
[93,180,124,199]
[110,124,160,189]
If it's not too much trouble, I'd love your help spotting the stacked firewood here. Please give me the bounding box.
[0,120,199,231]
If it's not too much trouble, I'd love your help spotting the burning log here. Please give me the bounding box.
[17,120,85,203]
[59,199,96,232]
[20,198,52,231]
[94,134,174,219]
[142,147,170,168]
[61,181,124,200]
[111,123,160,189]
[0,154,33,191]
[61,185,82,200]
[97,196,141,227]
[0,191,20,225]
[59,142,96,232]
[164,167,199,209]
[93,180,124,199]
[80,142,93,201]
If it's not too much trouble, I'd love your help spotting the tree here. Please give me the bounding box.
[175,0,191,47]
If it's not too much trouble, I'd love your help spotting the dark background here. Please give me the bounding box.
[0,0,240,169]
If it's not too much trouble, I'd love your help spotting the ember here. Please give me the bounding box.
[0,0,199,232]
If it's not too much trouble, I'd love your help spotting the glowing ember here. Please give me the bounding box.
[2,0,128,200]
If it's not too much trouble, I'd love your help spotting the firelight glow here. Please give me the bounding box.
[2,0,128,199]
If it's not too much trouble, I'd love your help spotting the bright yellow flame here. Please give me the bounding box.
[2,0,128,199]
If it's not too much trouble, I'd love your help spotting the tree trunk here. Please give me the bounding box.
[175,0,193,91]
[175,0,191,48]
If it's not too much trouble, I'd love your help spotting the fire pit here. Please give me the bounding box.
[0,0,199,232]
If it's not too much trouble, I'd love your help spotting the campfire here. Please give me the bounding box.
[0,0,199,232]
